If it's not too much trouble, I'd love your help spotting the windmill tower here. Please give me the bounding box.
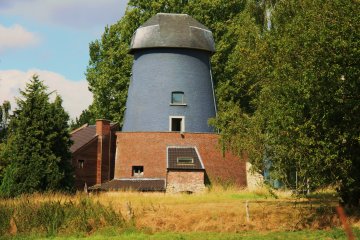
[112,13,247,193]
[122,13,217,133]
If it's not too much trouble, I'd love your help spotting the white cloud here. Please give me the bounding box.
[0,69,92,120]
[0,0,128,30]
[0,24,40,53]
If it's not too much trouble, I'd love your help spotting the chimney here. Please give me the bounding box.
[96,119,110,136]
[96,119,111,185]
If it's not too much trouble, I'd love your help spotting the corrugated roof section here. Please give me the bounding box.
[167,147,204,170]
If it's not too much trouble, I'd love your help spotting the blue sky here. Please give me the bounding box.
[0,0,128,119]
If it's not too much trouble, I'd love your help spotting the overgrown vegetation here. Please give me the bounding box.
[0,195,127,237]
[0,189,358,239]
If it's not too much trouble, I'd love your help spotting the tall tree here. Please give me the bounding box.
[0,101,11,142]
[70,108,96,130]
[0,75,74,197]
[213,0,360,205]
[0,101,11,183]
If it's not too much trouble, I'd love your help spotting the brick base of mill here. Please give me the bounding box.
[114,132,247,193]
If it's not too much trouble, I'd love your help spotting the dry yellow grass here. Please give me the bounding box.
[1,186,356,233]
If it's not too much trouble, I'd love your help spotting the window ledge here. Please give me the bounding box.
[170,103,187,106]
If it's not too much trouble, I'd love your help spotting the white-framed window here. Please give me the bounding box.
[169,116,185,132]
[132,166,144,177]
[177,157,194,165]
[171,91,186,105]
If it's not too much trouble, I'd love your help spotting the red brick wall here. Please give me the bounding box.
[109,130,117,179]
[96,120,111,184]
[96,120,110,136]
[72,139,98,189]
[72,126,118,190]
[115,132,247,186]
[167,171,204,185]
[97,135,111,184]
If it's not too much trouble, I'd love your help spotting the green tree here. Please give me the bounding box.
[70,108,95,130]
[213,0,360,206]
[0,101,12,183]
[0,75,74,197]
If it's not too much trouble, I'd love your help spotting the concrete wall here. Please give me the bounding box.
[122,48,216,133]
[114,132,247,187]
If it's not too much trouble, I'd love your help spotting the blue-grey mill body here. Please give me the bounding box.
[122,13,217,133]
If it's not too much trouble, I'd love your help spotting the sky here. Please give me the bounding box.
[0,0,128,119]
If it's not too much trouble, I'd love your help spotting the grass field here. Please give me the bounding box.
[6,228,360,240]
[0,186,359,239]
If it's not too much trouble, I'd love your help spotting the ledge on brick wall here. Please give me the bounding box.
[89,179,166,191]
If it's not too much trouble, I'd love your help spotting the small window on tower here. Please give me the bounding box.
[171,91,185,105]
[78,159,84,169]
[132,166,144,177]
[170,116,185,132]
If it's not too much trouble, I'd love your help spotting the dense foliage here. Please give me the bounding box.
[0,75,74,197]
[0,101,11,183]
[212,0,360,205]
[69,108,95,130]
[84,0,359,205]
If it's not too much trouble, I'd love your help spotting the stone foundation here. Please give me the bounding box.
[246,162,264,190]
[166,170,205,193]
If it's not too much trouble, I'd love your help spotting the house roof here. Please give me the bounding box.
[70,125,96,153]
[129,13,215,54]
[89,179,166,191]
[167,146,204,170]
[70,123,118,153]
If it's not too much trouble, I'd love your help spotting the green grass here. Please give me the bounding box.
[3,228,360,240]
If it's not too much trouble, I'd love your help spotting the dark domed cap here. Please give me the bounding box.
[129,13,215,54]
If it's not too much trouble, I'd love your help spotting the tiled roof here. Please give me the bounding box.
[167,147,204,170]
[70,123,118,153]
[70,125,97,153]
[89,179,166,191]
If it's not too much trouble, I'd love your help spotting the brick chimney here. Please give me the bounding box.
[96,119,111,185]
